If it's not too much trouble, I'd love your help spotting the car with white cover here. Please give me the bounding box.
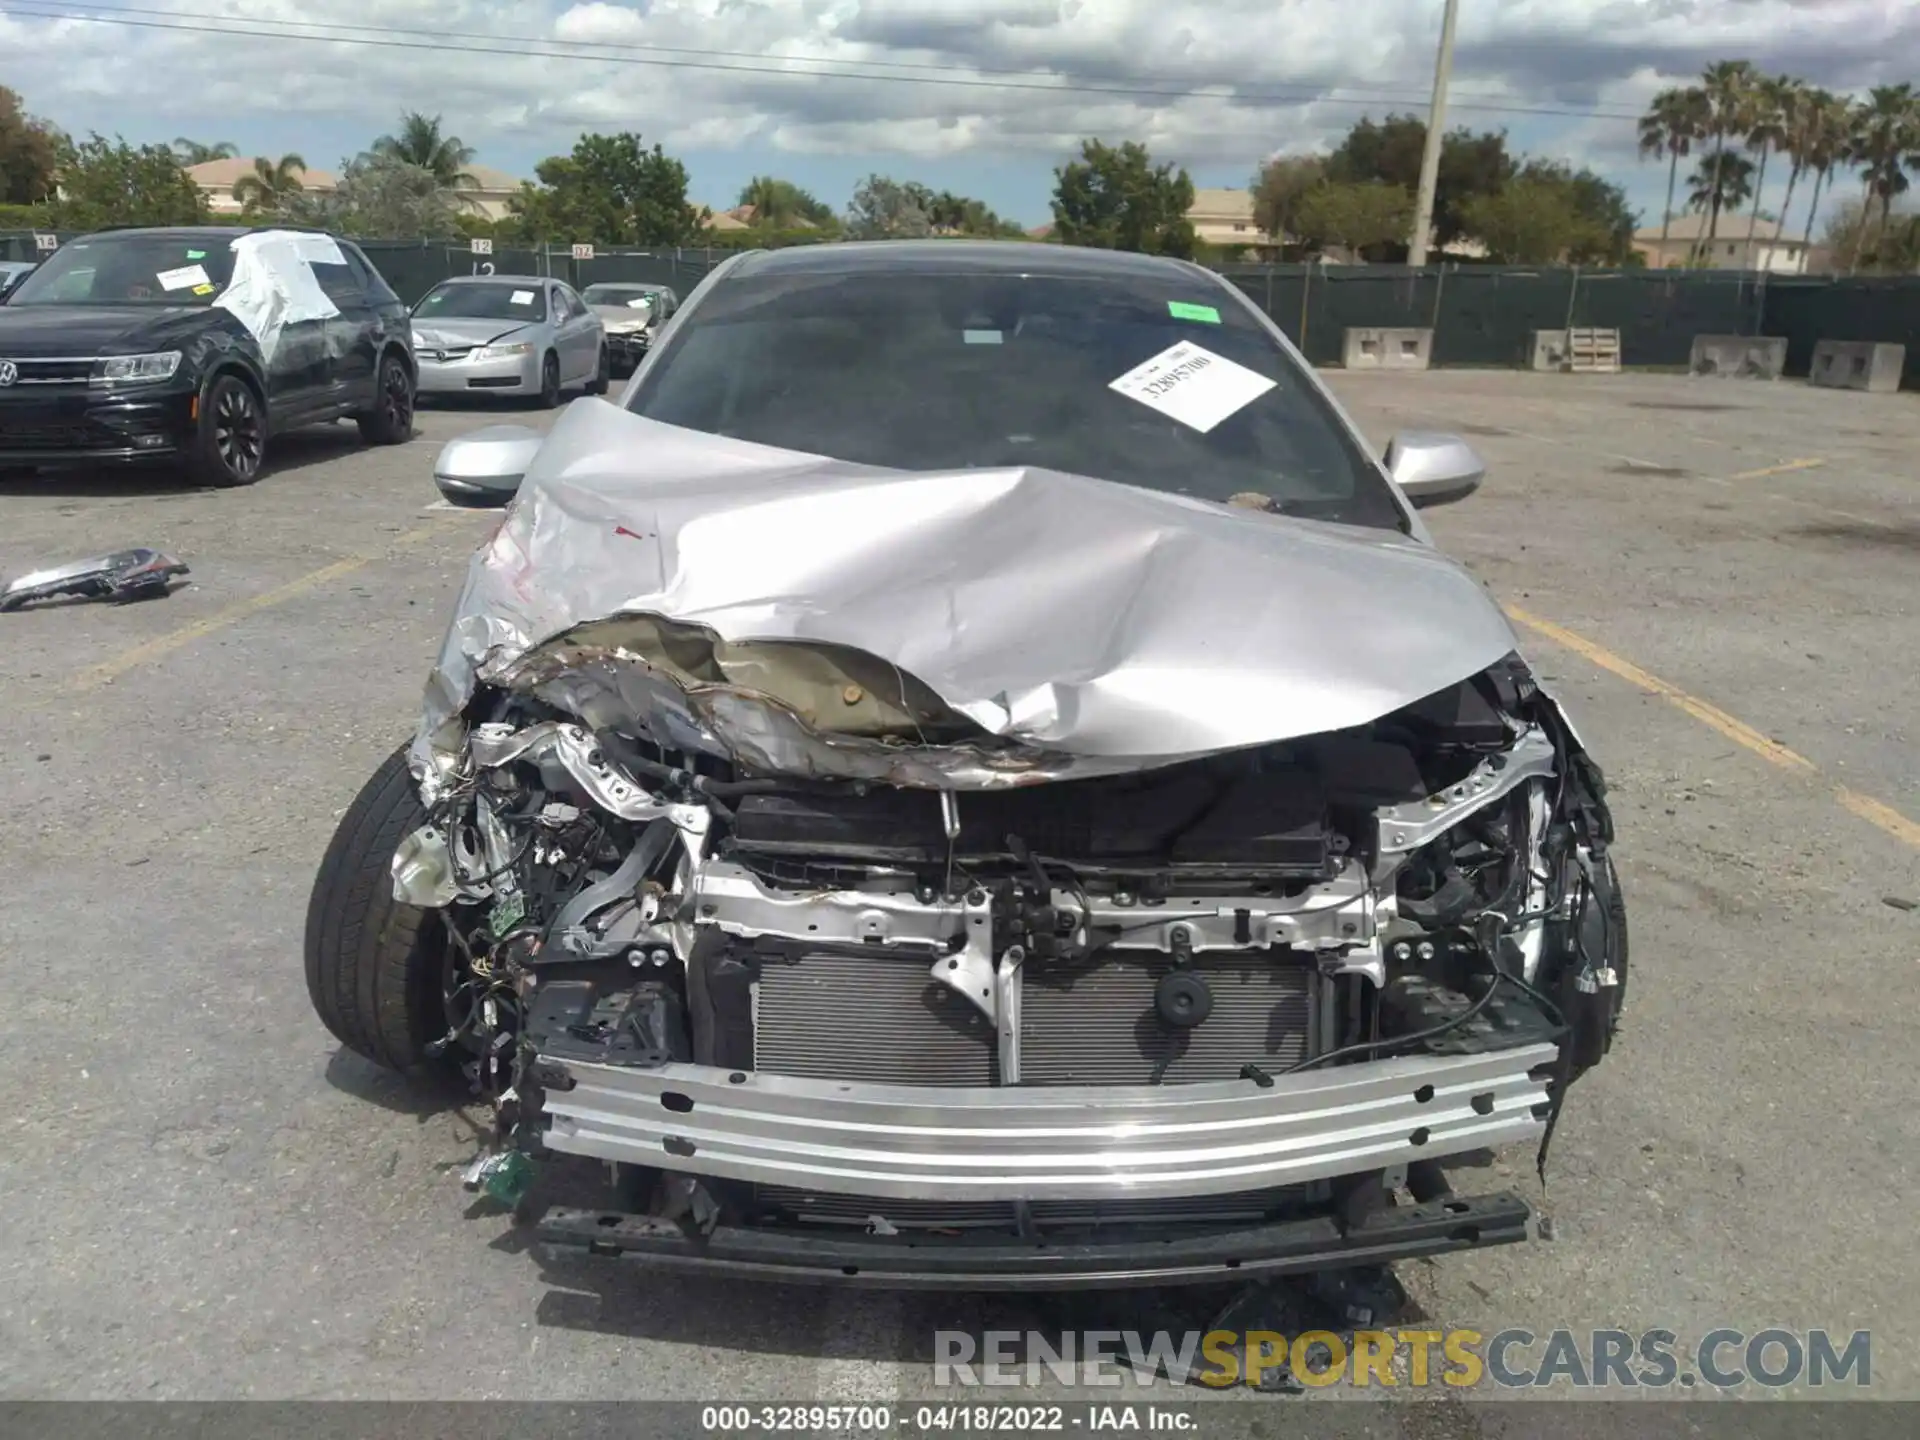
[307,241,1626,1290]
[0,226,415,487]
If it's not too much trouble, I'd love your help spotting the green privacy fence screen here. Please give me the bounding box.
[5,230,1916,386]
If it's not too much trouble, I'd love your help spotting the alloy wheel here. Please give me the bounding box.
[382,360,414,434]
[214,383,263,480]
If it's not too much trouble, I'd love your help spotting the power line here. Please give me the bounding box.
[0,1,1648,122]
[9,0,1604,108]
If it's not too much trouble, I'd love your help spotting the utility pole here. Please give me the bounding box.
[1408,0,1461,267]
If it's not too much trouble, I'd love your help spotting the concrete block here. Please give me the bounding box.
[1690,334,1787,379]
[1809,340,1905,393]
[1530,329,1569,372]
[1342,327,1432,370]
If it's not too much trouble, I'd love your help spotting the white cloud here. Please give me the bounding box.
[2,0,1915,192]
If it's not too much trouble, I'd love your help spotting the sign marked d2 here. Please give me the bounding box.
[1109,341,1276,434]
[469,237,494,255]
[571,243,595,261]
[34,233,58,251]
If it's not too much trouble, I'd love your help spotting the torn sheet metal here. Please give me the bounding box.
[212,230,342,365]
[412,401,1521,794]
[0,548,188,612]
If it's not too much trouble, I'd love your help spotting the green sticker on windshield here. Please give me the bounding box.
[185,249,207,260]
[1168,301,1221,324]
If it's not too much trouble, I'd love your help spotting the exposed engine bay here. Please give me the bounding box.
[393,631,1623,1284]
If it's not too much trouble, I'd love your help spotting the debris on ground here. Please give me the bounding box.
[0,548,189,612]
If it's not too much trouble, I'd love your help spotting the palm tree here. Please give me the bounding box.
[1846,84,1920,269]
[172,138,237,167]
[1688,152,1757,263]
[1638,86,1708,255]
[1696,60,1759,259]
[231,153,308,216]
[1744,74,1796,244]
[1795,88,1853,258]
[366,112,478,201]
[1772,79,1813,250]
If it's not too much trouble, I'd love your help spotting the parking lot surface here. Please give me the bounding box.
[1,373,1915,1421]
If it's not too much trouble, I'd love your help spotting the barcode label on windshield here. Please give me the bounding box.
[1109,341,1275,433]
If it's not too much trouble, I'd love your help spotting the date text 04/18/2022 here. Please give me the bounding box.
[699,1404,1199,1433]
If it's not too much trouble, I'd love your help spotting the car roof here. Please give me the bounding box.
[725,240,1220,285]
[434,273,558,285]
[75,224,341,242]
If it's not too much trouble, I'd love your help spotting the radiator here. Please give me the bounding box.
[752,948,1317,1088]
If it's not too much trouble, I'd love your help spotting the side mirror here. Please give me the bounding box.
[433,424,544,507]
[1383,431,1485,510]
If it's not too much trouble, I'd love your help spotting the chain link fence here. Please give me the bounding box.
[1216,264,1774,368]
[5,230,1916,385]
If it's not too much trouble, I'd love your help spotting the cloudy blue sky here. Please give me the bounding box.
[4,1,1918,231]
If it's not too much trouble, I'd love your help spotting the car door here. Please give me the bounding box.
[306,242,377,414]
[552,283,596,383]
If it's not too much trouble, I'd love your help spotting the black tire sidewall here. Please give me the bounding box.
[358,352,415,445]
[303,743,453,1072]
[192,372,266,488]
[540,352,561,407]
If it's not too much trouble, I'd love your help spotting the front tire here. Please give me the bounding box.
[304,744,449,1072]
[586,344,611,396]
[537,352,562,408]
[189,373,266,488]
[357,352,415,445]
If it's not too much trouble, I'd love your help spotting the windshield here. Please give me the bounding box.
[415,283,548,323]
[7,234,236,306]
[627,268,1403,531]
[583,285,663,309]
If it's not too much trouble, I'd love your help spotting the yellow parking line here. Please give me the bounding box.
[1503,604,1816,774]
[1724,457,1826,481]
[1504,604,1919,851]
[70,515,477,691]
[1835,789,1920,849]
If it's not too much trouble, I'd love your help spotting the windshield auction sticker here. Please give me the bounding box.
[1109,341,1275,434]
[156,263,212,292]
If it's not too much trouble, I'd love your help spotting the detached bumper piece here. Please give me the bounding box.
[534,1191,1535,1289]
[536,1043,1558,1201]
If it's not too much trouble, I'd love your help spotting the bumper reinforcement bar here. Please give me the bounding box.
[533,1191,1536,1289]
[536,1044,1558,1202]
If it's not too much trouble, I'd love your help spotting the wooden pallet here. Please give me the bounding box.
[1567,328,1622,373]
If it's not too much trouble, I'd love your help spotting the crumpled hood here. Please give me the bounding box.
[590,304,653,329]
[412,318,532,349]
[414,400,1521,792]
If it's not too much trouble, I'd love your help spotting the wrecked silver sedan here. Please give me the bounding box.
[305,241,1625,1288]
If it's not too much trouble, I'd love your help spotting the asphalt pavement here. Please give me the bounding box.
[0,371,1914,1425]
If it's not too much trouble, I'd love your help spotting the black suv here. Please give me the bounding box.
[0,226,416,487]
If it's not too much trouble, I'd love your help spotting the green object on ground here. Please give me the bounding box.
[477,1150,535,1207]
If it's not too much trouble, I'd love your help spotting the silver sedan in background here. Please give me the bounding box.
[582,281,678,375]
[411,275,608,407]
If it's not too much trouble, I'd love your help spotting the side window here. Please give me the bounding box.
[550,286,569,318]
[308,255,363,307]
[344,244,398,304]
